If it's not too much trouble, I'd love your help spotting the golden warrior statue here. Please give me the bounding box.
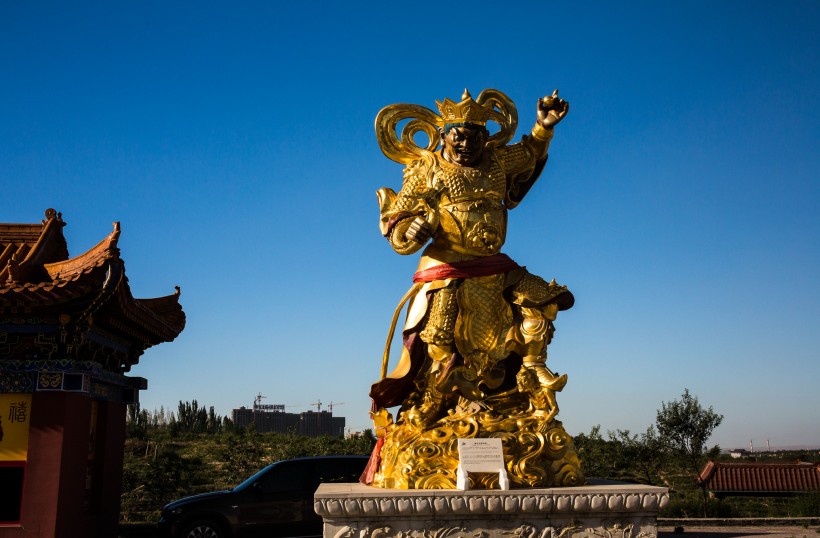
[364,89,584,489]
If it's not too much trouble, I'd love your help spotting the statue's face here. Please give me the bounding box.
[441,124,488,166]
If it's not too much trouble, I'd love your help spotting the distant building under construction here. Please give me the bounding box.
[231,404,345,436]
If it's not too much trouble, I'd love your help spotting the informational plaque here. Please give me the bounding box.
[456,438,509,490]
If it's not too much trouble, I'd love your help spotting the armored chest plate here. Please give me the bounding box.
[433,156,509,256]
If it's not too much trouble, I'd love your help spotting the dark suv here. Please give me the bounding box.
[157,455,368,538]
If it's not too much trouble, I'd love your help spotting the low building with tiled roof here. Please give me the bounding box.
[698,460,820,499]
[0,209,185,537]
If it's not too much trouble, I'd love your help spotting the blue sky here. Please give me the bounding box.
[2,1,818,450]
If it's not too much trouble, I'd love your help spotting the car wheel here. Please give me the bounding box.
[180,519,226,538]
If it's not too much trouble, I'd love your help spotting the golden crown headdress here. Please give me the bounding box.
[376,88,519,164]
[436,89,494,126]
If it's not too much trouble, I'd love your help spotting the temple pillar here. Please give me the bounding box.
[0,392,89,537]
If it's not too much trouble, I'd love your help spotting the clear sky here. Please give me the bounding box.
[2,1,818,450]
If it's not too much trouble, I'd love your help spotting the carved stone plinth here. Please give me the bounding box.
[315,481,669,538]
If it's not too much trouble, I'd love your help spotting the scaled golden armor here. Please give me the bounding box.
[365,89,583,489]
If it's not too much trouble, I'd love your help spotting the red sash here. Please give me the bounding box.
[412,253,521,283]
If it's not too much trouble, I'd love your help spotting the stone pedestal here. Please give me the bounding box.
[315,481,668,538]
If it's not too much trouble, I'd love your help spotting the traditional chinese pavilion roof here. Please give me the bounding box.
[698,460,820,495]
[0,209,185,371]
[0,208,69,284]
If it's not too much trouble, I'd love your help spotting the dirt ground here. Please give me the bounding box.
[658,526,820,538]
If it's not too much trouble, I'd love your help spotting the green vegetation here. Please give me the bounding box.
[574,390,818,519]
[657,388,724,516]
[121,393,818,523]
[120,400,376,523]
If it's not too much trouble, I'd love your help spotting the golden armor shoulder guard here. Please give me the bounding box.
[495,142,538,176]
[388,158,439,215]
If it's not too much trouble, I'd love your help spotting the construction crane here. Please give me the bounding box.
[328,401,345,414]
[251,393,267,424]
[308,400,322,412]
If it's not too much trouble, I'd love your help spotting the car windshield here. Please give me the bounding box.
[232,463,276,491]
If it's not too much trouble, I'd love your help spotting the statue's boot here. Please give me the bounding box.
[405,386,446,428]
[522,354,567,391]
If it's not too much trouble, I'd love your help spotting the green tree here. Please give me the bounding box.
[125,405,150,439]
[575,425,617,479]
[221,432,266,484]
[656,388,723,515]
[574,425,667,485]
[609,426,667,486]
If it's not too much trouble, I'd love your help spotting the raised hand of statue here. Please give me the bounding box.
[406,216,433,244]
[537,89,569,129]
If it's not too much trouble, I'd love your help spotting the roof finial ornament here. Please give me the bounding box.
[109,222,122,248]
[6,253,19,284]
[42,208,63,225]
